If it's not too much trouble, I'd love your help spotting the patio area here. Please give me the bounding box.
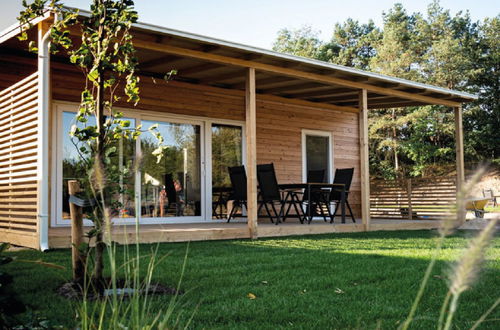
[47,219,441,248]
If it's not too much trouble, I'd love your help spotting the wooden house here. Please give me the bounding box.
[0,12,476,249]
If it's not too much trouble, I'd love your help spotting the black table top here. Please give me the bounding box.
[278,183,345,190]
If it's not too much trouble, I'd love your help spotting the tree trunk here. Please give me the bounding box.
[92,1,106,285]
[392,109,399,173]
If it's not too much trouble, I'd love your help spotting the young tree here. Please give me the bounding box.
[464,16,500,161]
[320,19,381,70]
[18,0,165,287]
[272,26,323,59]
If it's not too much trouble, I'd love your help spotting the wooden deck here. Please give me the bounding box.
[48,219,441,249]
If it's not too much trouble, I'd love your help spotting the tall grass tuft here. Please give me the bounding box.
[77,156,191,329]
[441,215,498,330]
[401,168,498,330]
[77,238,190,329]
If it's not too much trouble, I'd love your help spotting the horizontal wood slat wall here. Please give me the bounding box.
[0,72,39,248]
[370,176,457,220]
[52,62,362,218]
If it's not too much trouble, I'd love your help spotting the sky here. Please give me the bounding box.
[1,0,499,49]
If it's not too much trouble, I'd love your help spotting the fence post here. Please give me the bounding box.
[68,180,85,283]
[407,179,413,220]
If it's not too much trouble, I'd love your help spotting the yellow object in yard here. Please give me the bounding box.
[465,198,490,218]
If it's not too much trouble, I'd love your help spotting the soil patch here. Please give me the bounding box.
[57,278,181,300]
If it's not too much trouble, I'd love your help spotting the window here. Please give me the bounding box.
[302,130,333,182]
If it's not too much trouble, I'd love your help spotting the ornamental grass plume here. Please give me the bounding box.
[449,216,498,296]
[440,167,486,236]
[403,167,493,330]
[440,215,499,330]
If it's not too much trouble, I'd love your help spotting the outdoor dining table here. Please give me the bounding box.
[278,183,347,224]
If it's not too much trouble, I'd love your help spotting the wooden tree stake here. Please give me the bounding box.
[68,180,85,282]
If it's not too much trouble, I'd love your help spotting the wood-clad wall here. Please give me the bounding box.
[0,72,39,249]
[256,99,361,215]
[51,62,361,217]
[0,52,37,90]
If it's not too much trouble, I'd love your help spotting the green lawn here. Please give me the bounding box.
[485,205,500,213]
[5,230,500,329]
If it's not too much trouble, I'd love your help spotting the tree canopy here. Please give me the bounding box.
[272,1,499,178]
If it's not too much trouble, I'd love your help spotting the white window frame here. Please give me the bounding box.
[205,120,246,222]
[301,129,334,183]
[139,114,206,224]
[51,101,245,227]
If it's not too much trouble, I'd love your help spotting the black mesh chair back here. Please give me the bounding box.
[330,168,354,200]
[257,163,281,202]
[303,169,326,202]
[228,166,247,201]
[164,173,177,202]
[307,169,326,183]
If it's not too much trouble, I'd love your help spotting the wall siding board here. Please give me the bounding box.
[0,72,39,249]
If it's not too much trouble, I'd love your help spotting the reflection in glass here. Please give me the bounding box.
[141,120,201,218]
[61,112,136,220]
[305,135,329,183]
[211,124,242,219]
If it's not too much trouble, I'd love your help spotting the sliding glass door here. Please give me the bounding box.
[140,119,202,221]
[56,104,246,225]
[211,124,243,219]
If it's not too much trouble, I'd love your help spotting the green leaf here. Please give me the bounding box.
[88,67,99,83]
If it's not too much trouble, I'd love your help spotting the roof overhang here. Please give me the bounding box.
[0,8,478,111]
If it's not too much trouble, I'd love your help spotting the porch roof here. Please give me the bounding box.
[0,9,478,111]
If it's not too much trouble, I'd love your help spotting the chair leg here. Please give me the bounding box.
[277,201,286,225]
[263,202,275,223]
[346,200,356,223]
[271,202,280,224]
[258,201,264,217]
[227,201,238,222]
[319,198,329,222]
[282,195,291,222]
[291,194,305,224]
[330,202,339,223]
[323,198,334,223]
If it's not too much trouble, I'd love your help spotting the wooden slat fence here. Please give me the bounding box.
[0,72,39,248]
[370,176,457,220]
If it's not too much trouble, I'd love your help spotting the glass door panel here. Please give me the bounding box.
[140,120,202,219]
[211,124,243,219]
[60,111,136,223]
[305,134,330,182]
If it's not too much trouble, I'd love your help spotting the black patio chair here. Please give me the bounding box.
[286,169,327,221]
[304,169,330,221]
[257,163,304,224]
[323,168,356,223]
[227,166,248,222]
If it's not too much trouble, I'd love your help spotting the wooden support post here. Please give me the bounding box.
[245,67,258,239]
[407,179,413,220]
[454,105,466,223]
[359,89,371,230]
[454,106,465,192]
[68,180,85,282]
